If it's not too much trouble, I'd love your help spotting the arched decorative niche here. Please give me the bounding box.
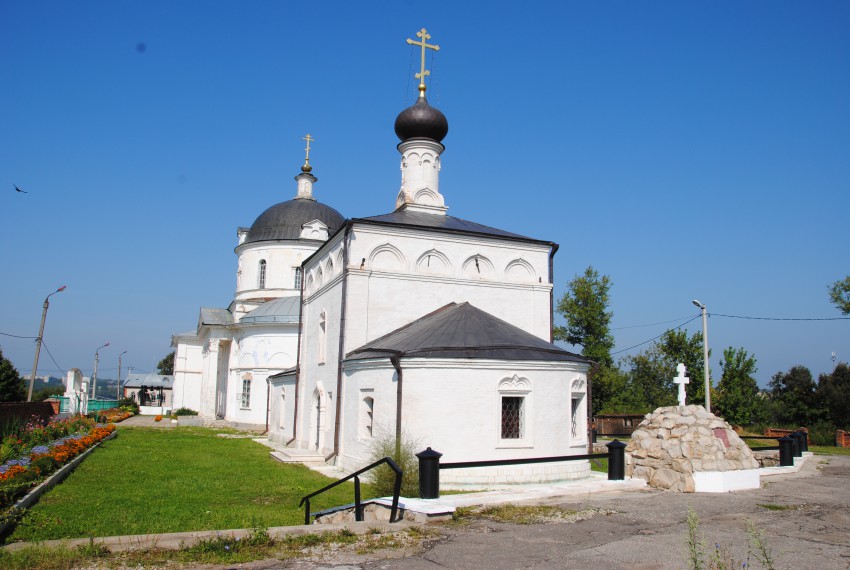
[462,254,494,279]
[369,244,406,272]
[505,259,536,283]
[416,249,451,275]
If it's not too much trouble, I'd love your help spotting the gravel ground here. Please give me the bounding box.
[178,454,850,570]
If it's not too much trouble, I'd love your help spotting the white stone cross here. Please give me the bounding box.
[674,362,689,406]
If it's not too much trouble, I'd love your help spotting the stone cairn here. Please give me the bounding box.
[626,404,759,492]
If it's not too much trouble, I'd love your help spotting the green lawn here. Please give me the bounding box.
[809,445,850,456]
[9,427,373,542]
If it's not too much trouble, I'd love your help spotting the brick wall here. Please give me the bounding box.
[765,427,809,444]
[836,430,850,448]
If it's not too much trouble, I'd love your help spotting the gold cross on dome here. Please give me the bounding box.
[406,28,439,95]
[301,134,315,172]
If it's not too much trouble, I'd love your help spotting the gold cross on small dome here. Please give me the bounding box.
[406,28,439,95]
[301,134,315,173]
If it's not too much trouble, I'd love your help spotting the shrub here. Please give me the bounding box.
[365,428,420,498]
[172,407,199,417]
[117,398,139,414]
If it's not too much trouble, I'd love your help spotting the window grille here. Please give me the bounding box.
[241,379,251,409]
[571,397,581,438]
[258,260,267,289]
[294,267,302,289]
[501,396,523,439]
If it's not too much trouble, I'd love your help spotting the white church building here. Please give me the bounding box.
[173,30,592,483]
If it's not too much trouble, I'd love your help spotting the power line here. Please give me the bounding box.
[0,331,37,339]
[39,340,66,377]
[711,313,850,322]
[611,315,694,331]
[611,315,702,356]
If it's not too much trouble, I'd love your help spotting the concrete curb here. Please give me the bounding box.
[0,431,118,537]
[1,519,420,553]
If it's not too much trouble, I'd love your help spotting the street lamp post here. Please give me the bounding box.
[92,342,110,400]
[692,299,710,412]
[28,286,67,402]
[117,350,127,401]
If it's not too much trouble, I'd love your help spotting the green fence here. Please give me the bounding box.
[58,397,119,413]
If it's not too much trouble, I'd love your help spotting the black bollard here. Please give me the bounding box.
[797,430,809,453]
[416,447,443,499]
[606,439,627,480]
[791,432,803,458]
[779,436,794,467]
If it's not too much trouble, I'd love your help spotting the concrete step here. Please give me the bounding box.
[270,449,327,465]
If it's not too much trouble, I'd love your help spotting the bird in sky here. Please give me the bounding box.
[14,185,27,193]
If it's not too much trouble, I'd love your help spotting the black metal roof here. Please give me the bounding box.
[353,210,553,246]
[345,302,590,363]
[245,198,345,244]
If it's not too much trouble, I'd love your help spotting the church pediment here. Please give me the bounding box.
[300,219,329,240]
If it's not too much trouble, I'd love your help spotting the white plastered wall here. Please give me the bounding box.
[337,358,590,476]
[296,233,346,452]
[172,336,205,412]
[234,241,322,304]
[344,224,553,349]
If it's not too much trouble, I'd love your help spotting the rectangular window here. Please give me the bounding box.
[501,396,524,439]
[241,379,251,409]
[294,267,302,289]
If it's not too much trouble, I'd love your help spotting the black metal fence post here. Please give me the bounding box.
[606,439,627,480]
[778,436,794,467]
[417,447,443,499]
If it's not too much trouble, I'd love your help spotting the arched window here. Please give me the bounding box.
[497,375,532,446]
[258,260,267,289]
[279,393,286,429]
[293,267,302,289]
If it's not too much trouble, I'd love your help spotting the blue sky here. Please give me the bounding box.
[1,1,848,387]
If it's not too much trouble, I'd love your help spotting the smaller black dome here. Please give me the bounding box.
[394,96,448,143]
[245,199,345,244]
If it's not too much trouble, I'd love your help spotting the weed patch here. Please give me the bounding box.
[453,504,614,525]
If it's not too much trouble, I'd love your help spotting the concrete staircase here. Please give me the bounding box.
[269,447,327,466]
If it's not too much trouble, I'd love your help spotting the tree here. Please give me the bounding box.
[621,329,707,413]
[32,384,65,401]
[817,363,850,430]
[828,276,850,315]
[715,347,765,426]
[554,266,614,368]
[767,366,824,426]
[157,351,175,375]
[0,348,26,402]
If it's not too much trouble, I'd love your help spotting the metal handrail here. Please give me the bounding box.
[298,456,402,525]
[441,452,610,470]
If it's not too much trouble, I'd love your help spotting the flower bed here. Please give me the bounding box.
[0,416,116,515]
[92,408,133,423]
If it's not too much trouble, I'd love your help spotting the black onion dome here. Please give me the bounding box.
[394,96,448,143]
[245,199,345,244]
